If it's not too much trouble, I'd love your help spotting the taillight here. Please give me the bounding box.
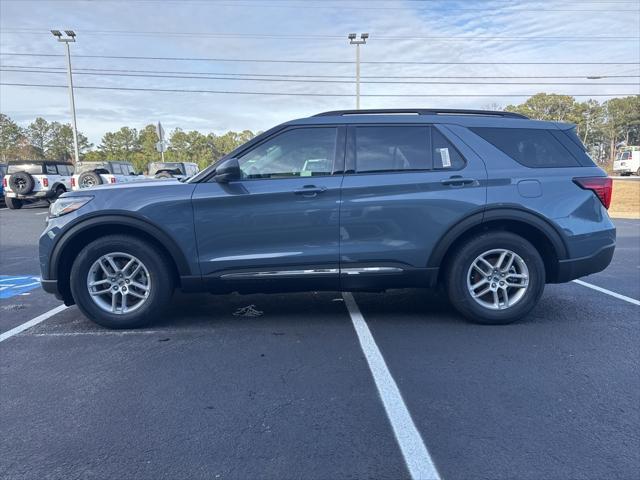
[42,178,49,187]
[109,176,116,184]
[2,178,6,188]
[71,177,76,187]
[573,177,613,209]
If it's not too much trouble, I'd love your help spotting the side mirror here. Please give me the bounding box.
[214,158,241,183]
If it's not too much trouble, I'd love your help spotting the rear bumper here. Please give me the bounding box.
[6,190,55,199]
[554,242,615,283]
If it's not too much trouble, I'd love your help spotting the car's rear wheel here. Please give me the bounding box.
[70,235,174,329]
[5,197,23,209]
[446,231,545,324]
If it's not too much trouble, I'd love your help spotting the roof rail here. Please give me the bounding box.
[313,108,528,119]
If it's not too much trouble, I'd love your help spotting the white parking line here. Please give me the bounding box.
[572,279,640,306]
[0,305,68,343]
[342,292,441,480]
[35,211,48,216]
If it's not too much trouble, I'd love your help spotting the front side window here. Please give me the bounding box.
[471,127,579,168]
[238,127,337,179]
[355,126,430,173]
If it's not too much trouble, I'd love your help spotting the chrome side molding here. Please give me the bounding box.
[221,266,403,279]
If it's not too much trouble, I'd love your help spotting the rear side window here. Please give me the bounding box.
[432,128,465,170]
[111,163,123,174]
[45,164,57,175]
[355,126,430,173]
[470,127,580,168]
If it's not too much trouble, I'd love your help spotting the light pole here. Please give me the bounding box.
[51,29,80,164]
[348,33,368,110]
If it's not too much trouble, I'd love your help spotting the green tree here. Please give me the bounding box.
[211,130,255,159]
[0,113,25,161]
[26,117,53,159]
[99,127,140,161]
[506,93,580,123]
[47,122,91,161]
[602,96,640,162]
[167,129,217,168]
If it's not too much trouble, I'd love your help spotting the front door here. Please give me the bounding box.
[192,126,345,292]
[339,124,487,289]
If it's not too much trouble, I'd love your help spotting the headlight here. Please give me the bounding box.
[49,196,93,218]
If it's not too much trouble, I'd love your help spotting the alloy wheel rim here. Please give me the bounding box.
[466,248,529,310]
[86,252,151,314]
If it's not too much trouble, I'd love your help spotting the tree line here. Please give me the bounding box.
[0,114,257,173]
[1,94,638,171]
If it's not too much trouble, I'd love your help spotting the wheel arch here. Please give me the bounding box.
[50,215,192,304]
[428,206,569,283]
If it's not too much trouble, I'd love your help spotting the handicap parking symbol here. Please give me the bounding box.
[0,275,42,299]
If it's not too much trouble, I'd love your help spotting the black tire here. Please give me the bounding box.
[155,171,173,178]
[49,185,66,203]
[70,235,174,329]
[78,171,103,189]
[8,172,35,195]
[636,167,640,176]
[5,197,23,210]
[445,231,545,325]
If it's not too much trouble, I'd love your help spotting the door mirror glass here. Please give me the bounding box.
[214,158,241,183]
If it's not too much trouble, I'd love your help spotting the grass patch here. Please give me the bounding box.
[610,180,640,219]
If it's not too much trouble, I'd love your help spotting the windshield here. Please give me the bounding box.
[8,164,44,174]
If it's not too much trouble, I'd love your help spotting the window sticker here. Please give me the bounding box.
[438,148,451,168]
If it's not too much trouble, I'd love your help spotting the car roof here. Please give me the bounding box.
[285,109,567,130]
[7,160,73,166]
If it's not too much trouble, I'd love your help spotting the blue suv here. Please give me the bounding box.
[40,109,615,328]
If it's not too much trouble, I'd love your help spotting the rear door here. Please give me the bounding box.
[339,124,487,288]
[192,125,346,291]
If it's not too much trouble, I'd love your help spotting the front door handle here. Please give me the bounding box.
[441,176,476,187]
[293,185,327,197]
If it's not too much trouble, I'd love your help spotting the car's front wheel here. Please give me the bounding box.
[70,235,174,329]
[446,231,545,324]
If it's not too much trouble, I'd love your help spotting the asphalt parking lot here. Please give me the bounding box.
[1,205,638,480]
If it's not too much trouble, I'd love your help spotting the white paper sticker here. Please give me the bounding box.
[438,148,451,168]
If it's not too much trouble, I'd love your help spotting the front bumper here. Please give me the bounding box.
[554,242,615,283]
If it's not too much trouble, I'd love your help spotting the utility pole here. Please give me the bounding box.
[348,33,368,109]
[51,30,80,164]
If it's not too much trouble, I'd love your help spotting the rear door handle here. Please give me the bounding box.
[441,176,476,187]
[293,185,327,197]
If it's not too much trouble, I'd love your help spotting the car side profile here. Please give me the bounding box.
[3,160,74,209]
[71,161,141,190]
[40,109,616,329]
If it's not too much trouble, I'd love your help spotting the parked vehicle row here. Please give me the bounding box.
[2,160,200,208]
[38,109,616,329]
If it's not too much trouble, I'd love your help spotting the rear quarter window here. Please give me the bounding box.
[470,127,580,168]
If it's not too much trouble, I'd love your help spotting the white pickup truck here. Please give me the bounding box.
[71,161,143,190]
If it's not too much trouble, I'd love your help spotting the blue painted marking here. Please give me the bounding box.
[0,275,41,299]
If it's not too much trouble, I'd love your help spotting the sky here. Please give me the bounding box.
[0,0,639,145]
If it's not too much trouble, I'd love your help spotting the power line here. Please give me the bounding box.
[2,82,637,98]
[2,52,638,65]
[2,28,638,42]
[3,68,638,86]
[3,64,638,80]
